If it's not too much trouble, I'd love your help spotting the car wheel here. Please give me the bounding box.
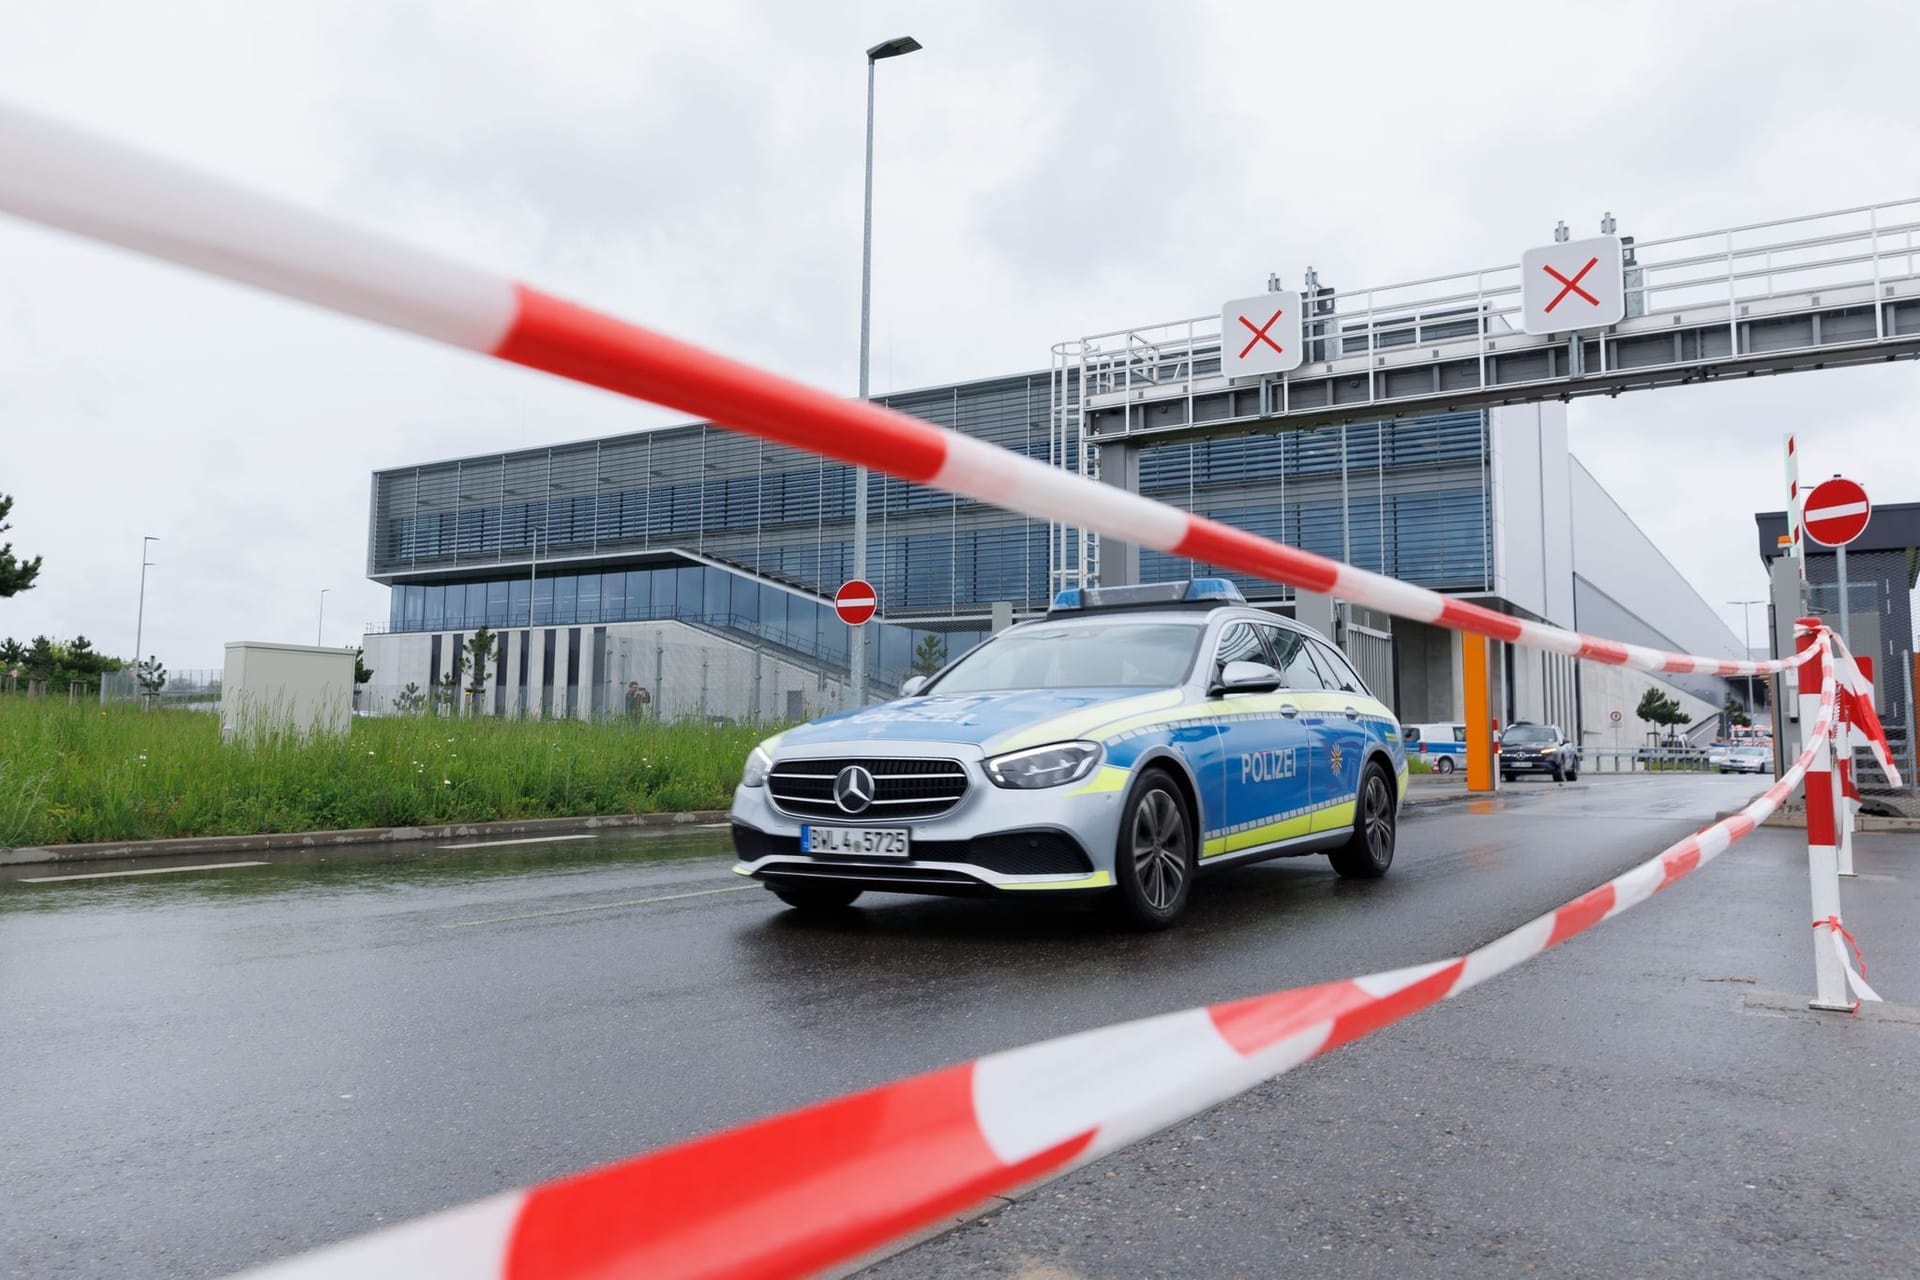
[769,881,863,912]
[1109,770,1194,930]
[1551,762,1566,783]
[1501,772,1515,783]
[1331,762,1396,879]
[1435,757,1456,774]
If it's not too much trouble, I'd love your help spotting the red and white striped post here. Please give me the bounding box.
[1797,623,1851,1011]
[1835,701,1858,879]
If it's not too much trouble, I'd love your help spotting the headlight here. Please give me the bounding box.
[741,745,773,788]
[984,741,1101,789]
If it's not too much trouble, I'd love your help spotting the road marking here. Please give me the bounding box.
[441,883,755,928]
[435,834,599,850]
[19,861,269,883]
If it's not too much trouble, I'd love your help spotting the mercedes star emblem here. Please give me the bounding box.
[832,765,877,815]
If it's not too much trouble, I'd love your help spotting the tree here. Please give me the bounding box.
[1635,687,1688,742]
[136,656,167,695]
[464,626,496,713]
[24,636,56,679]
[0,494,42,598]
[0,638,25,669]
[911,633,949,678]
[434,650,466,712]
[1723,693,1751,728]
[352,647,375,686]
[392,682,425,713]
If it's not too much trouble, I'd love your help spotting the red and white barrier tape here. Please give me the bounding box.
[0,101,1812,681]
[233,638,1841,1280]
[0,104,1885,1278]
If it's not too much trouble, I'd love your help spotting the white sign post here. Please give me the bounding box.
[1221,292,1304,378]
[1520,235,1625,334]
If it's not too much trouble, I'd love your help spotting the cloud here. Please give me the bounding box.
[1,0,1916,667]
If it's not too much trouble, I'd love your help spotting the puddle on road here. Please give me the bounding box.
[0,825,737,912]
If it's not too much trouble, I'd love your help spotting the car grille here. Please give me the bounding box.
[767,757,970,820]
[732,824,1092,877]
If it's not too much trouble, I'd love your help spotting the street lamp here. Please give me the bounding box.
[850,34,922,707]
[317,588,330,645]
[1729,598,1763,723]
[133,535,159,686]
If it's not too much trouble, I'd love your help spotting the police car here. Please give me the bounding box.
[729,580,1408,929]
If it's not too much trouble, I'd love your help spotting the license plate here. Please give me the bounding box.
[801,825,910,857]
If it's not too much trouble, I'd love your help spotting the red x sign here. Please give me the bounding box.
[1520,235,1624,335]
[1542,256,1599,313]
[1221,291,1303,376]
[1238,307,1286,359]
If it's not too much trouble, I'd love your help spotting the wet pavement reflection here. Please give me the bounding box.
[0,774,1765,1280]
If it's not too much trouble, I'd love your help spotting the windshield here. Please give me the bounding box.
[1735,746,1770,758]
[1503,725,1555,745]
[926,621,1202,693]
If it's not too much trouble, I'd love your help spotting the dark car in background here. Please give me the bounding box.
[1499,722,1579,783]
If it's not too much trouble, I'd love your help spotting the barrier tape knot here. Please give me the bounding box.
[1813,915,1878,1014]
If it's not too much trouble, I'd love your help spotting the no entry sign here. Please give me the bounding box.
[1220,291,1303,378]
[1803,477,1870,547]
[834,579,878,626]
[1520,235,1625,335]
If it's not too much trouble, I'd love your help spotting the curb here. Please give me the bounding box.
[0,810,733,868]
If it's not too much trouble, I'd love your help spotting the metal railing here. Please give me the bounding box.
[1060,195,1920,441]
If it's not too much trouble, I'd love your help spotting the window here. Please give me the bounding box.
[626,570,651,621]
[1214,622,1267,674]
[553,575,577,624]
[577,573,601,624]
[602,573,625,623]
[1261,626,1326,691]
[533,578,554,625]
[1307,637,1369,696]
[464,582,487,629]
[930,622,1203,693]
[423,584,445,630]
[486,580,508,627]
[509,578,531,628]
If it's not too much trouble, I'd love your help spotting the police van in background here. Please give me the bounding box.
[1401,722,1466,774]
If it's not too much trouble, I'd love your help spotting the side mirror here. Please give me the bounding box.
[1211,660,1282,697]
[899,675,928,697]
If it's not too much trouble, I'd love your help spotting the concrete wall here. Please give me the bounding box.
[221,643,356,742]
[1489,402,1576,627]
[361,621,859,724]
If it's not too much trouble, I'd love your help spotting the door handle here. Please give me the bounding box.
[1344,706,1360,720]
[1279,703,1299,719]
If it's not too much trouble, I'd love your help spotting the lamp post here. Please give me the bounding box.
[850,34,922,707]
[1729,598,1762,722]
[317,588,330,645]
[133,535,159,687]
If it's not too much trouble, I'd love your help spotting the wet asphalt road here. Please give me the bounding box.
[2,775,1773,1278]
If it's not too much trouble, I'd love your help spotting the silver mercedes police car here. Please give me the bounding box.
[728,579,1408,928]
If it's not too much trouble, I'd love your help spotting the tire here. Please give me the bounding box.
[1567,764,1579,781]
[1502,772,1515,783]
[1435,757,1456,775]
[1108,770,1195,930]
[1330,762,1396,879]
[769,881,863,912]
[1551,762,1566,783]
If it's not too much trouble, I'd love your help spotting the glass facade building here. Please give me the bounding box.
[367,369,1494,701]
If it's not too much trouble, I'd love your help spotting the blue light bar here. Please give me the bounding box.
[1183,578,1244,603]
[1046,579,1246,615]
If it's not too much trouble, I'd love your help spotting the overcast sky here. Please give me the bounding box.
[4,0,1919,669]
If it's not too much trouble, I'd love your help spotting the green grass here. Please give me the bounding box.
[0,701,771,847]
